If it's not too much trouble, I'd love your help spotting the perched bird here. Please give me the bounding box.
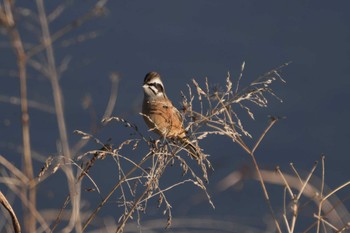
[142,72,200,161]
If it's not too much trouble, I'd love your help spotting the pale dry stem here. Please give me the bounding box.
[182,66,287,233]
[76,113,213,232]
[1,0,36,231]
[36,1,80,232]
[0,191,21,233]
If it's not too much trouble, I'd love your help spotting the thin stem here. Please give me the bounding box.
[116,188,149,233]
[5,0,36,231]
[320,155,325,198]
[36,0,80,232]
[81,154,151,232]
[276,166,294,198]
[252,117,277,153]
[250,151,282,233]
[0,191,21,233]
[249,119,282,232]
[317,179,350,232]
[296,161,318,200]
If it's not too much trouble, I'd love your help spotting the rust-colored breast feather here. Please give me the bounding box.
[142,99,186,139]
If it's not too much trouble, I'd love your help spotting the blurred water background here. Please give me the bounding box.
[1,1,350,232]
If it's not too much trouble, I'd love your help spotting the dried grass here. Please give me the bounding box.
[0,1,349,233]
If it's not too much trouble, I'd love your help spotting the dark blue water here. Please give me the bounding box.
[1,0,350,232]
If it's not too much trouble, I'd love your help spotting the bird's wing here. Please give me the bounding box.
[161,100,183,123]
[173,106,183,123]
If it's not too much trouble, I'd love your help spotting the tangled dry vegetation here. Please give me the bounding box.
[1,1,350,233]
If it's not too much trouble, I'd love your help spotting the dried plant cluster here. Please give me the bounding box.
[1,1,350,233]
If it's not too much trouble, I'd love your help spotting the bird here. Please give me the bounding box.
[142,71,200,162]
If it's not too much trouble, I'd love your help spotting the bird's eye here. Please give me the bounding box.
[154,83,163,93]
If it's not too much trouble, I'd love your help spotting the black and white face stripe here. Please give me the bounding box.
[143,71,166,98]
[148,81,164,95]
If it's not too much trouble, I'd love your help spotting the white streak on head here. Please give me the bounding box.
[143,72,166,99]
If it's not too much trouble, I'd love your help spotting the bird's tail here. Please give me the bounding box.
[180,138,201,163]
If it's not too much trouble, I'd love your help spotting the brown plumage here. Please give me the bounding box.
[142,72,200,161]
